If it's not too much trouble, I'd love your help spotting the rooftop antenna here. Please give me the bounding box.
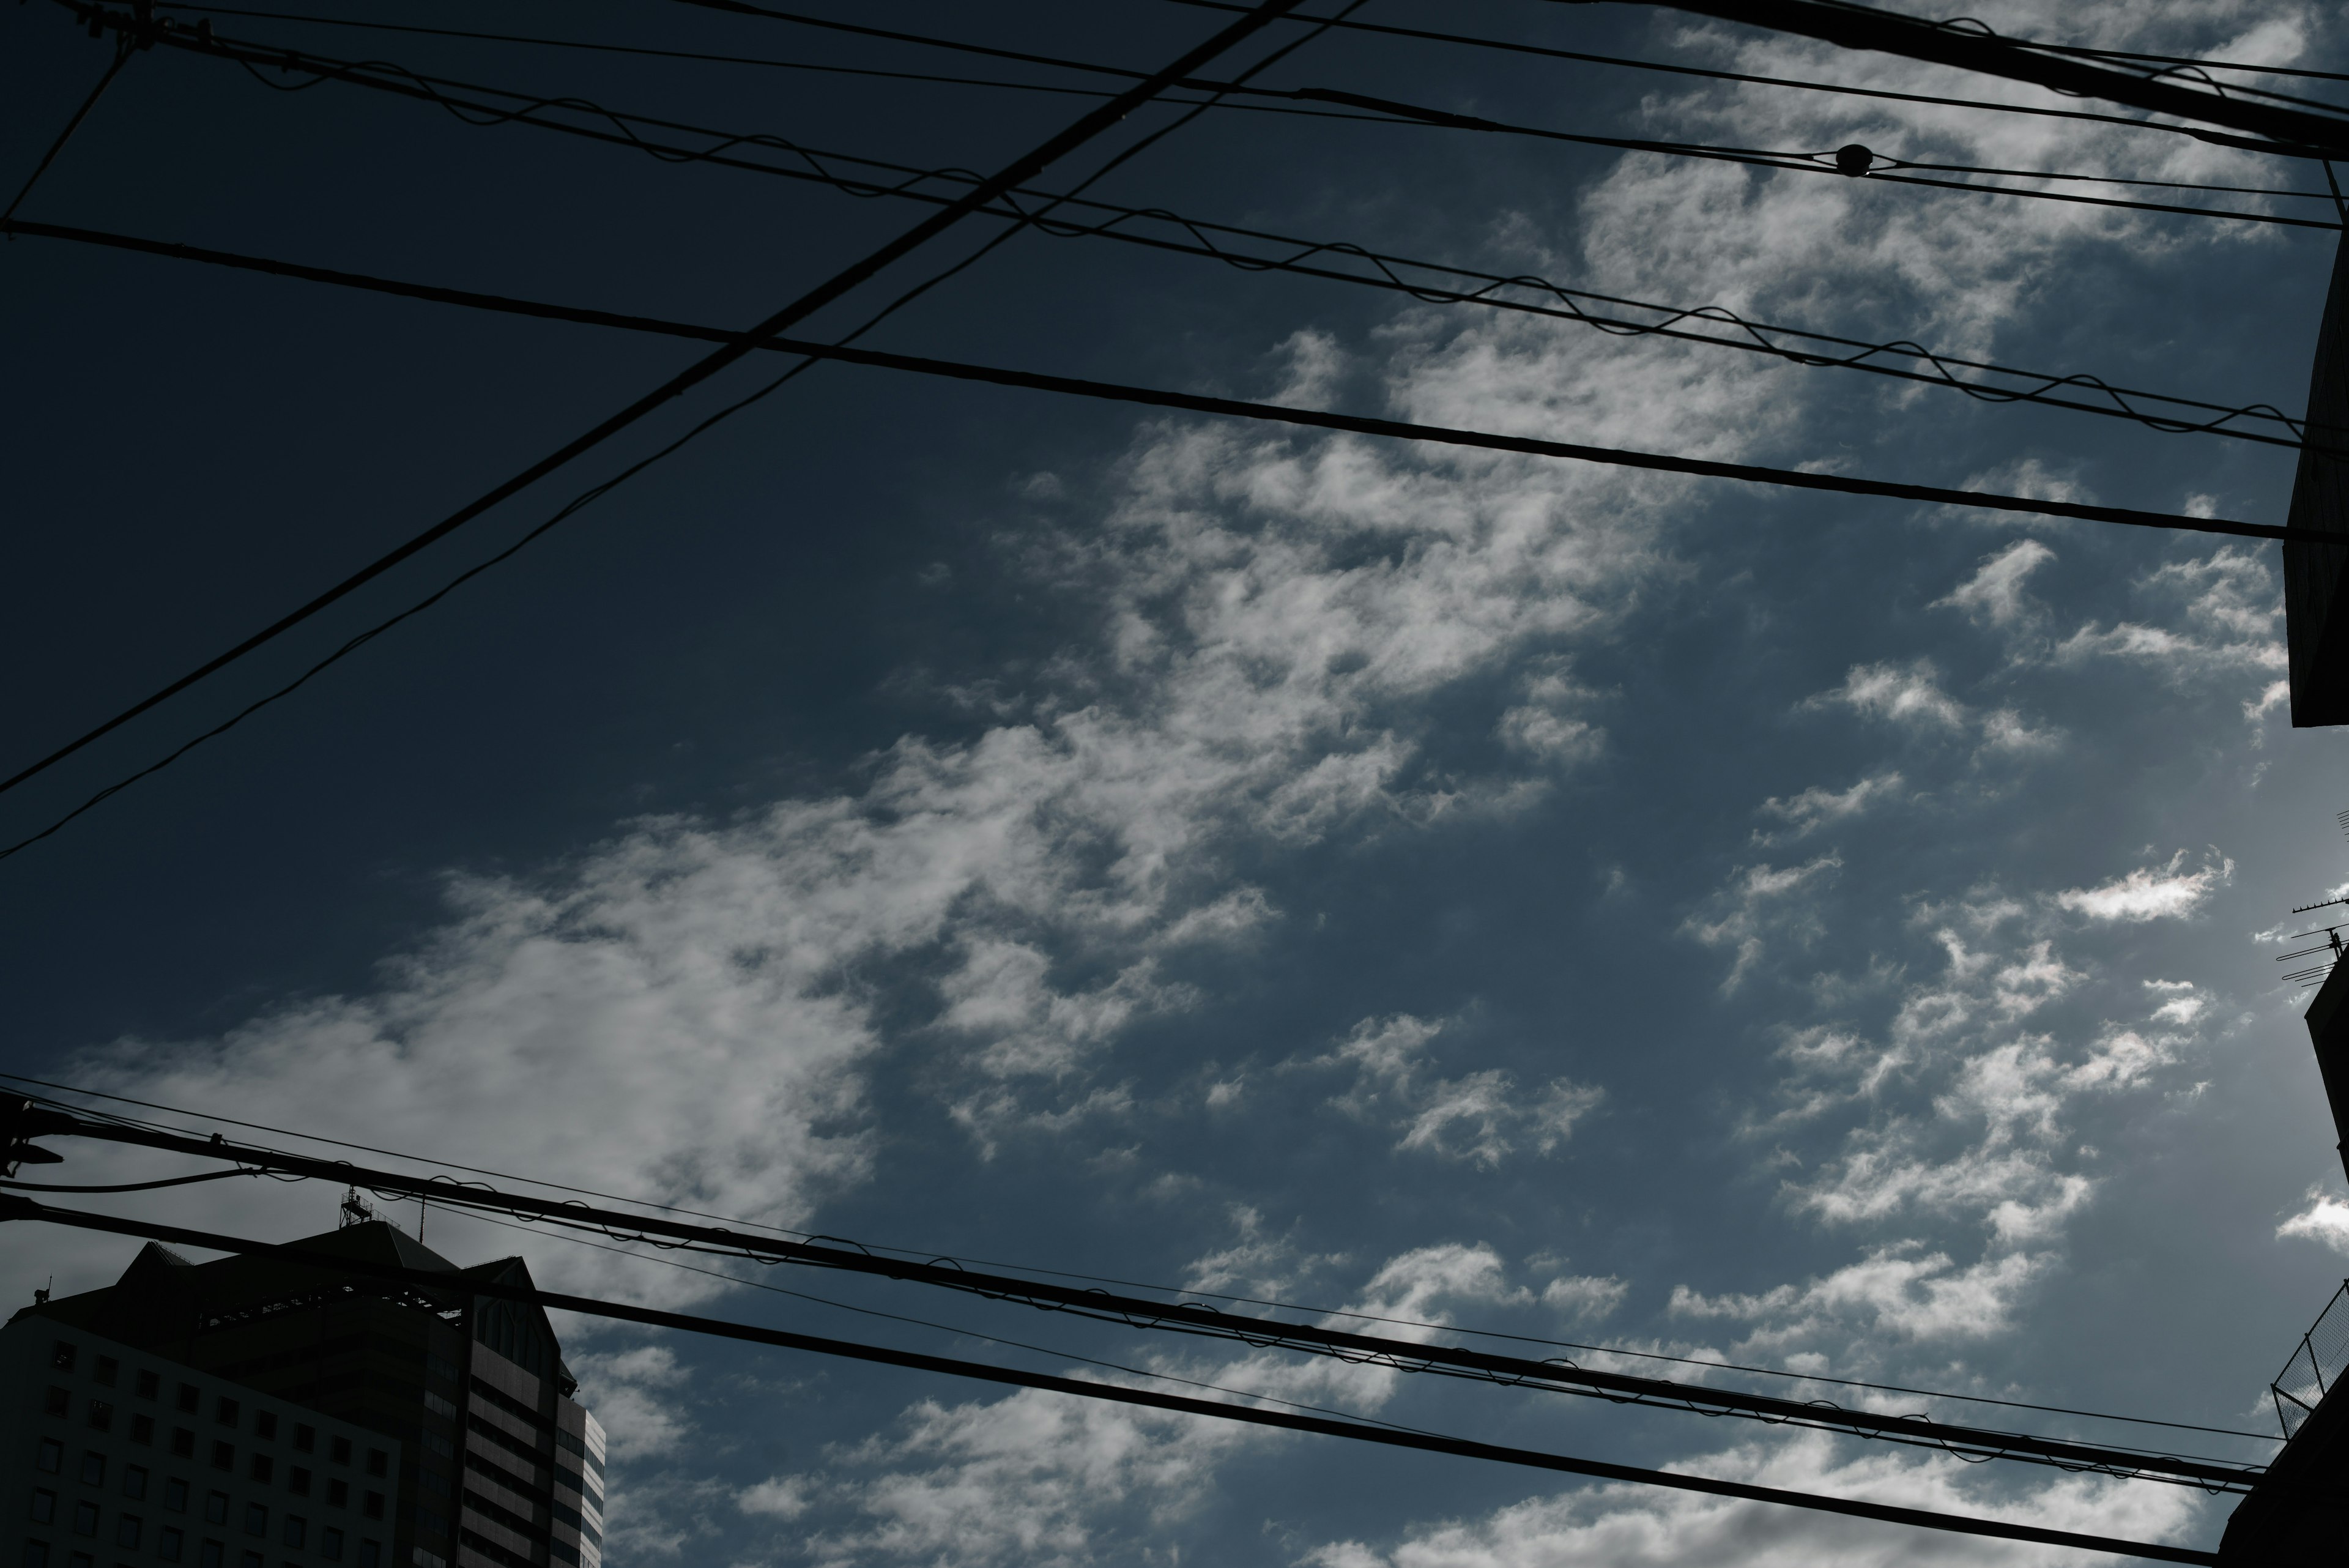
[2280,813,2349,986]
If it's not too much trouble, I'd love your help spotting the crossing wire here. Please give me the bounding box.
[0,1067,2280,1446]
[0,1096,2280,1490]
[0,0,1312,806]
[50,29,2329,445]
[0,1199,2226,1565]
[1168,0,2348,159]
[126,7,2345,229]
[0,223,2320,860]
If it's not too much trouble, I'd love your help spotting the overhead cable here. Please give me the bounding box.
[0,1198,2224,1565]
[0,0,1310,806]
[1168,0,2339,158]
[131,12,2341,230]
[1,1105,2270,1489]
[2,26,135,224]
[1647,0,2349,155]
[0,223,2299,541]
[45,37,2325,444]
[0,1069,2280,1444]
[0,235,2313,858]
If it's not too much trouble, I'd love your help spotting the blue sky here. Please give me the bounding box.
[6,1,2349,1563]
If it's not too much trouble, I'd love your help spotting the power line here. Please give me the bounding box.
[0,224,2300,541]
[0,229,2315,858]
[5,1102,2269,1488]
[1648,0,2349,154]
[151,0,2349,210]
[0,0,1309,807]
[2,26,134,224]
[53,35,2328,442]
[4,206,2323,458]
[0,1197,2229,1565]
[124,9,2337,232]
[0,1069,2279,1444]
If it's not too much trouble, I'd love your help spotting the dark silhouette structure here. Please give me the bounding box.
[13,1212,605,1568]
[2287,236,2349,726]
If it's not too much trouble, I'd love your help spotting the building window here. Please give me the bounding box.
[356,1545,379,1568]
[21,1540,48,1568]
[130,1414,155,1446]
[122,1467,147,1501]
[78,1455,105,1487]
[292,1425,315,1455]
[242,1504,267,1537]
[363,1452,387,1480]
[158,1526,185,1563]
[288,1469,310,1497]
[420,1432,451,1460]
[31,1488,57,1523]
[51,1340,77,1372]
[329,1438,351,1466]
[165,1479,189,1513]
[240,1553,262,1568]
[319,1527,343,1561]
[92,1358,117,1388]
[248,1457,272,1485]
[37,1438,64,1473]
[67,1553,92,1568]
[204,1493,228,1526]
[176,1385,199,1415]
[210,1443,233,1472]
[214,1399,239,1429]
[361,1494,384,1522]
[198,1545,222,1568]
[86,1402,113,1434]
[326,1481,348,1509]
[114,1515,141,1550]
[43,1387,69,1418]
[281,1517,305,1549]
[136,1370,160,1401]
[171,1430,195,1460]
[253,1412,276,1442]
[71,1500,98,1536]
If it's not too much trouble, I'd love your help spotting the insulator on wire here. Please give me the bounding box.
[1835,144,1876,177]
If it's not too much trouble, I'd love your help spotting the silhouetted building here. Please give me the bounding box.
[5,1211,604,1568]
[4,1310,399,1568]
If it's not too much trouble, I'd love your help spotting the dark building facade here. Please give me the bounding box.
[10,1213,604,1568]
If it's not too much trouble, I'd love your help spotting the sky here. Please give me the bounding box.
[4,0,2349,1563]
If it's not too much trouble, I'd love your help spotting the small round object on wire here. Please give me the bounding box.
[1835,143,1877,177]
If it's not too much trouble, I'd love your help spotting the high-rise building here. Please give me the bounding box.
[4,1206,605,1568]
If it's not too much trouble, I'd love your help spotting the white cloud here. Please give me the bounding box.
[1934,539,2055,626]
[1754,773,1905,844]
[1540,1273,1630,1322]
[1682,856,1842,992]
[1807,660,1969,730]
[1301,1429,2203,1568]
[572,1345,694,1463]
[1311,1016,1605,1167]
[2055,851,2230,923]
[2279,1189,2349,1257]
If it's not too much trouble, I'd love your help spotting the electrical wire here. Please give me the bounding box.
[0,1198,2233,1566]
[2,28,133,224]
[0,1073,2282,1446]
[1167,0,2344,158]
[141,4,2347,212]
[0,1167,262,1194]
[457,1206,1470,1443]
[152,7,2344,228]
[0,273,2314,860]
[7,213,2325,464]
[0,0,1309,810]
[50,32,2329,444]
